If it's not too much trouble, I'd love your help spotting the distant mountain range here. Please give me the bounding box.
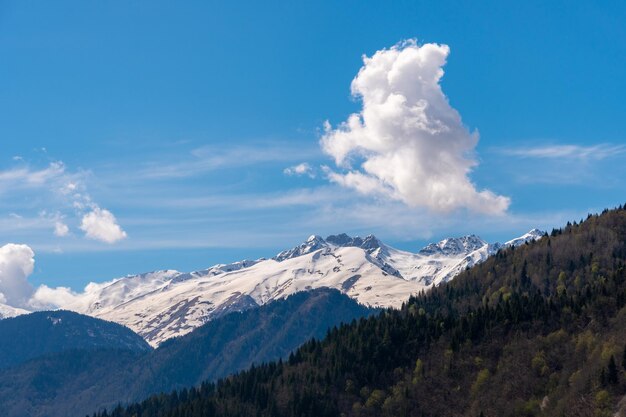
[1,229,544,346]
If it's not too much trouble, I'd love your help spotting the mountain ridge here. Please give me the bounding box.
[2,230,543,346]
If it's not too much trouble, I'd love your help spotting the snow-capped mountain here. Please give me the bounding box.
[418,234,489,257]
[503,228,545,247]
[55,229,544,346]
[0,303,29,320]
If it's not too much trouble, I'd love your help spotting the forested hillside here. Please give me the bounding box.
[95,206,626,417]
[0,310,150,370]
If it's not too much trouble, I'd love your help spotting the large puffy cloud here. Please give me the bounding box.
[0,244,35,308]
[80,207,127,244]
[0,243,83,311]
[321,40,510,215]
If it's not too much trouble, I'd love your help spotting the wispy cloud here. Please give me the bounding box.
[99,187,356,218]
[0,161,68,192]
[491,142,626,186]
[137,142,319,180]
[501,143,626,160]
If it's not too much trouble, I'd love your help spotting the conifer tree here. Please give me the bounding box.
[608,356,619,385]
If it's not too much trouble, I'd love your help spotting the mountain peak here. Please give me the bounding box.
[273,235,328,262]
[360,234,382,250]
[325,233,352,246]
[274,233,387,262]
[504,229,546,247]
[527,228,545,236]
[326,233,383,252]
[419,234,488,256]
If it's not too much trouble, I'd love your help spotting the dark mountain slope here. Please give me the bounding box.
[0,310,151,369]
[128,288,376,399]
[0,349,143,417]
[0,289,374,417]
[97,206,626,417]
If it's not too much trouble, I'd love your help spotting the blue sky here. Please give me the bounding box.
[1,0,625,291]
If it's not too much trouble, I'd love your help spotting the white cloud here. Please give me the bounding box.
[80,207,127,244]
[321,40,510,215]
[29,285,79,310]
[0,243,82,310]
[54,221,69,237]
[501,143,626,160]
[0,159,128,244]
[0,243,35,308]
[283,162,316,178]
